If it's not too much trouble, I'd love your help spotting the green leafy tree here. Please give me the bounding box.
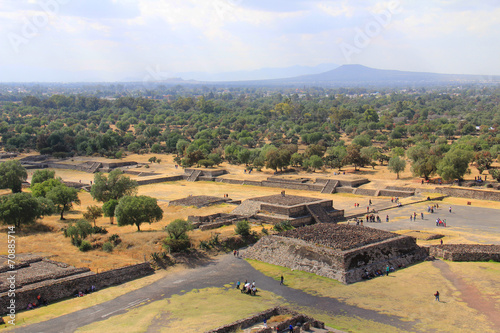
[31,178,63,198]
[474,151,493,174]
[165,218,193,240]
[83,205,103,227]
[0,193,53,228]
[490,169,500,182]
[343,144,369,171]
[309,155,324,171]
[407,144,441,180]
[30,169,55,186]
[388,156,406,179]
[91,169,138,203]
[437,149,474,181]
[115,195,163,231]
[0,160,27,193]
[102,199,119,224]
[47,184,81,220]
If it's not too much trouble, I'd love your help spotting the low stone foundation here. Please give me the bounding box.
[205,306,324,333]
[428,244,500,262]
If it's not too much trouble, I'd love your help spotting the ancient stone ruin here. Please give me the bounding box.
[0,254,153,311]
[205,306,326,333]
[169,195,234,208]
[231,194,344,226]
[243,224,427,284]
[429,244,500,262]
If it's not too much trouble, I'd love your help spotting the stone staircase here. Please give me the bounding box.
[231,200,261,217]
[306,205,332,223]
[87,162,102,173]
[321,180,338,194]
[187,169,202,182]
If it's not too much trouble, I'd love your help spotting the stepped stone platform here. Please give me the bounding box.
[429,244,500,262]
[232,194,344,226]
[169,195,232,208]
[243,224,427,284]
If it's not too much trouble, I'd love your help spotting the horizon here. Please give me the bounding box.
[2,1,500,82]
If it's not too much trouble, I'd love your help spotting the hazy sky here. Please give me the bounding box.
[1,0,499,82]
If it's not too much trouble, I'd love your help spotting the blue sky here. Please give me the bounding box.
[1,0,499,82]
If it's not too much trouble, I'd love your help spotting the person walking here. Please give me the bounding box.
[449,207,452,213]
[421,212,424,220]
[236,280,240,289]
[280,274,284,285]
[434,291,440,302]
[386,265,390,276]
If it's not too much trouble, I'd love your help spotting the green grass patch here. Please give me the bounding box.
[76,287,284,333]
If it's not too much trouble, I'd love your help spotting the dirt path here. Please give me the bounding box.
[432,259,500,331]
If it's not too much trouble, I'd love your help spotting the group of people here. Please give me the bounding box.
[74,285,97,298]
[237,279,258,295]
[26,294,48,310]
[362,265,396,280]
[409,212,424,221]
[436,218,447,227]
[427,203,439,213]
[365,214,381,223]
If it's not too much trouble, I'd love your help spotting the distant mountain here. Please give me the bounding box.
[176,63,338,81]
[278,64,500,86]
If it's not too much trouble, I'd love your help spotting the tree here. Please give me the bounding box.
[47,184,81,220]
[0,160,27,193]
[30,169,55,186]
[165,218,193,240]
[407,144,441,180]
[0,193,53,228]
[490,169,500,182]
[31,178,63,198]
[309,155,323,171]
[325,146,347,170]
[437,149,474,181]
[115,195,163,231]
[91,169,138,203]
[83,205,103,227]
[388,156,406,179]
[343,144,369,171]
[474,151,493,174]
[102,199,118,224]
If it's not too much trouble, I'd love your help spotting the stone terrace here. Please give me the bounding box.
[169,195,232,208]
[279,224,398,251]
[248,194,322,206]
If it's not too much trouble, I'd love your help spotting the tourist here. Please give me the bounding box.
[280,275,284,285]
[369,199,372,205]
[289,324,294,332]
[449,207,452,213]
[386,215,389,222]
[386,265,390,276]
[236,280,240,289]
[410,215,412,221]
[434,291,440,301]
[440,239,443,245]
[263,319,267,328]
[421,212,424,220]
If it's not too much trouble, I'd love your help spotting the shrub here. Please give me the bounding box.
[235,220,251,237]
[79,240,92,252]
[261,227,269,235]
[102,241,114,253]
[92,226,108,234]
[108,234,121,246]
[274,220,294,232]
[163,238,191,253]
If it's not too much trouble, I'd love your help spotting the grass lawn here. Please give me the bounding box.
[75,287,284,333]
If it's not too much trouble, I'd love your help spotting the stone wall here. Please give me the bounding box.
[244,234,426,284]
[136,175,184,185]
[428,244,500,262]
[434,187,500,201]
[205,306,324,333]
[0,263,154,311]
[378,189,415,198]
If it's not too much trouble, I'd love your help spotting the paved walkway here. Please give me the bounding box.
[17,254,414,333]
